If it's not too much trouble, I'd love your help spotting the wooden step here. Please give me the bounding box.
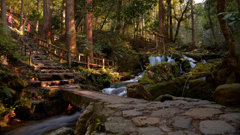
[34,66,65,70]
[37,73,74,81]
[31,79,75,87]
[37,69,71,73]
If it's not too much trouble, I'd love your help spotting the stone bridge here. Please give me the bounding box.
[60,87,240,135]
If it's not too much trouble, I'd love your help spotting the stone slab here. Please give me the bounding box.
[131,117,160,127]
[199,120,237,135]
[137,127,164,135]
[151,108,183,118]
[167,116,192,129]
[122,110,143,118]
[182,108,222,119]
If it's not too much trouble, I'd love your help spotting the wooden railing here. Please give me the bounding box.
[25,31,114,69]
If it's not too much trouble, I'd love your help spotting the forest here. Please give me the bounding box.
[0,0,240,135]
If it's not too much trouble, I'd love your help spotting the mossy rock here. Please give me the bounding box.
[127,83,152,101]
[0,72,28,91]
[213,83,240,106]
[184,79,216,101]
[182,59,191,72]
[190,63,212,73]
[44,88,61,99]
[139,63,180,85]
[147,74,205,100]
[42,99,69,116]
[15,105,33,120]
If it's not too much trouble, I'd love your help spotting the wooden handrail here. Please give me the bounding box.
[25,31,114,69]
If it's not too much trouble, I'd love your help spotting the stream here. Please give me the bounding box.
[2,111,83,135]
[3,55,199,135]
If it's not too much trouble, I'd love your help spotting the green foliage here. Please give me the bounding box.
[218,12,240,26]
[0,86,12,99]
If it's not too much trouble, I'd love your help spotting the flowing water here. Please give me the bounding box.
[3,111,83,135]
[182,55,197,68]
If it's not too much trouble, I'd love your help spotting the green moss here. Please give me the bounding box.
[147,74,205,100]
[190,63,212,73]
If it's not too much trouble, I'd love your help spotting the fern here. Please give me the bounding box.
[0,86,12,98]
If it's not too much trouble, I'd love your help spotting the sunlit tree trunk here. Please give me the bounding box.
[65,0,76,52]
[84,0,93,58]
[36,0,39,32]
[1,0,7,34]
[42,0,52,42]
[20,0,24,32]
[191,0,196,50]
[61,0,66,32]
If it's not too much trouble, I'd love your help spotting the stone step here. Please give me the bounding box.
[34,66,65,70]
[33,63,57,67]
[37,69,71,73]
[37,73,74,81]
[31,79,75,87]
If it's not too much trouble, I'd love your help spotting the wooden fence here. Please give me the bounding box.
[25,32,114,69]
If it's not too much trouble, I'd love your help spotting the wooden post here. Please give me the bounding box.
[155,36,158,48]
[25,43,26,56]
[68,49,71,68]
[29,51,32,66]
[87,56,90,69]
[48,44,51,56]
[59,47,63,63]
[163,37,166,54]
[78,55,81,62]
[102,58,105,69]
[112,60,114,68]
[54,48,56,55]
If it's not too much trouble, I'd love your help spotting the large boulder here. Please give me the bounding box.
[127,83,152,101]
[185,79,216,101]
[0,71,28,91]
[138,63,180,85]
[213,83,240,106]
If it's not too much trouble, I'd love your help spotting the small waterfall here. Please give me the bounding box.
[182,74,193,97]
[149,55,175,66]
[102,72,144,97]
[179,64,186,75]
[182,55,197,68]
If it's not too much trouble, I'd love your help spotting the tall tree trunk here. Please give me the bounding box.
[237,0,240,12]
[20,0,24,32]
[61,0,66,32]
[217,0,240,76]
[1,0,7,34]
[186,29,189,43]
[191,0,196,50]
[85,0,93,58]
[116,0,122,33]
[42,0,52,42]
[65,0,76,52]
[159,0,165,36]
[170,0,173,42]
[174,20,181,42]
[36,0,39,32]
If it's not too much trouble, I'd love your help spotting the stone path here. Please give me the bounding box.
[74,95,240,135]
[21,36,75,88]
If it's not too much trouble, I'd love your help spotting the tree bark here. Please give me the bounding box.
[170,0,173,42]
[1,0,7,34]
[42,0,52,42]
[173,0,190,43]
[85,0,93,58]
[217,0,240,73]
[116,0,122,33]
[159,0,165,36]
[237,0,240,12]
[61,0,66,32]
[65,0,77,52]
[36,0,39,32]
[191,0,196,50]
[20,0,24,32]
